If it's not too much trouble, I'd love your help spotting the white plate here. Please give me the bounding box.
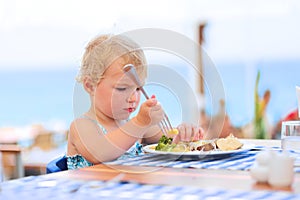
[143,143,254,156]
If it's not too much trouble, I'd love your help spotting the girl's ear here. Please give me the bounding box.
[83,77,95,95]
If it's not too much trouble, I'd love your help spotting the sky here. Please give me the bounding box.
[1,0,300,70]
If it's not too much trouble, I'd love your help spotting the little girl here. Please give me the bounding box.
[67,33,203,169]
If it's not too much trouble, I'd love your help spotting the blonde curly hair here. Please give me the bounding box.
[77,34,147,85]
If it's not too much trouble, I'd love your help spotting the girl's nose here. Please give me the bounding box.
[127,90,138,102]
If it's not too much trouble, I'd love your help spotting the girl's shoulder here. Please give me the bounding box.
[70,115,107,135]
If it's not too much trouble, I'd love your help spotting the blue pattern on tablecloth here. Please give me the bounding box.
[4,146,298,199]
[105,146,300,173]
[1,176,300,199]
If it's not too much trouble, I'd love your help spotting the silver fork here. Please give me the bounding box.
[123,64,173,135]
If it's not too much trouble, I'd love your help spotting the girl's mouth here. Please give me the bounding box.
[127,108,135,113]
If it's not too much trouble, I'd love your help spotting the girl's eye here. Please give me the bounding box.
[116,87,126,91]
[115,86,140,92]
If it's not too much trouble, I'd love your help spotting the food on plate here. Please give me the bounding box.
[215,134,243,151]
[191,141,215,151]
[154,135,217,152]
[155,135,174,151]
[168,128,179,135]
[154,133,243,152]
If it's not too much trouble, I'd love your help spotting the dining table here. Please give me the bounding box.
[1,139,300,199]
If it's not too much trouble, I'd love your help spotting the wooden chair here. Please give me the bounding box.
[0,144,24,179]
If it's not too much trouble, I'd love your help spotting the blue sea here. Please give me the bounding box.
[0,59,299,129]
[0,68,77,129]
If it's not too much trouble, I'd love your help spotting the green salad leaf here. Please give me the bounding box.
[155,135,175,151]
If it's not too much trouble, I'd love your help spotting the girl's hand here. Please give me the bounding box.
[134,96,164,127]
[172,123,204,144]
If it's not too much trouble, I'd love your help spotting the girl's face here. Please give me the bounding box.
[93,57,143,120]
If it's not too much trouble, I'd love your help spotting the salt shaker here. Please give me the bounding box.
[268,152,295,187]
[249,163,269,183]
[250,150,273,183]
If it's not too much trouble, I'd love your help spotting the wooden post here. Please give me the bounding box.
[198,22,208,130]
[198,22,206,95]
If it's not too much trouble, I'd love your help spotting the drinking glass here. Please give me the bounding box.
[281,120,300,152]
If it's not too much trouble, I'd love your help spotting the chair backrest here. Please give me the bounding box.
[46,155,68,174]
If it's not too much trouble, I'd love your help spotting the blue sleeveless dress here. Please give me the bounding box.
[67,116,144,170]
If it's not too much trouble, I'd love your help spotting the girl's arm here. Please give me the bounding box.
[68,117,149,163]
[141,125,163,144]
[68,98,164,163]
